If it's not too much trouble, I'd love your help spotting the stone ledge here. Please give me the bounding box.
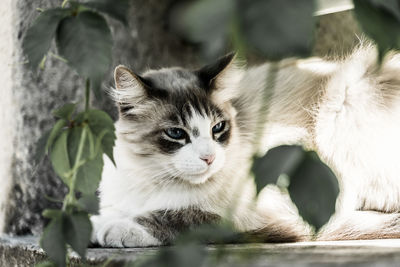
[2,235,400,266]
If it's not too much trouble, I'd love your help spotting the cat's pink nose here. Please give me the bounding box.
[200,154,215,165]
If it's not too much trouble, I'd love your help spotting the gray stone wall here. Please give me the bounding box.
[0,0,362,235]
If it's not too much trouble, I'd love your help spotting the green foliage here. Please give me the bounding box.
[75,151,104,194]
[23,8,70,70]
[40,104,115,266]
[238,0,315,60]
[171,0,315,60]
[77,193,100,215]
[84,109,116,165]
[56,10,112,97]
[24,1,126,266]
[46,118,68,154]
[354,0,400,62]
[53,103,77,120]
[41,210,66,267]
[171,0,234,59]
[63,211,92,258]
[252,146,338,229]
[41,209,92,266]
[50,130,71,184]
[22,0,129,98]
[35,261,57,267]
[80,0,130,25]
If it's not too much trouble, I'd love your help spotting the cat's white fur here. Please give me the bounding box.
[314,46,400,240]
[93,43,400,246]
[255,43,400,240]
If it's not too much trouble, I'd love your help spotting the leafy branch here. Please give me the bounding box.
[24,0,129,266]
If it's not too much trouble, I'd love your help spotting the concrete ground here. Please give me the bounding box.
[2,235,400,266]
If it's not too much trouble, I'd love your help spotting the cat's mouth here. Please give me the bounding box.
[179,168,213,184]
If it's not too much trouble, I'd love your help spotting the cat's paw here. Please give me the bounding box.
[92,217,160,247]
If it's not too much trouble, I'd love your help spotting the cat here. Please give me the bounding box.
[90,53,314,247]
[92,42,400,247]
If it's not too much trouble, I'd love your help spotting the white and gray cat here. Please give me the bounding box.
[91,43,400,247]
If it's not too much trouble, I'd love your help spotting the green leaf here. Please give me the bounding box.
[50,131,71,184]
[288,151,339,230]
[252,146,304,194]
[67,126,85,166]
[171,0,233,59]
[45,119,67,153]
[238,0,315,60]
[78,193,100,214]
[53,103,76,120]
[85,109,116,165]
[64,211,92,258]
[35,261,57,267]
[354,0,400,62]
[34,130,51,166]
[43,209,63,219]
[56,11,113,97]
[76,151,104,194]
[81,0,130,25]
[67,125,104,194]
[253,145,339,230]
[23,8,71,70]
[40,214,66,267]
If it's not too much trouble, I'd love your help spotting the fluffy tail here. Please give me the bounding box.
[317,211,400,241]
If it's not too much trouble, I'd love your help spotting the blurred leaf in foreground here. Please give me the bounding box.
[238,0,315,60]
[170,0,234,60]
[171,0,315,60]
[253,146,338,229]
[81,0,130,25]
[354,0,400,61]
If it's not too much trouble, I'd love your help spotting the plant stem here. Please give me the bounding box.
[252,62,278,151]
[230,15,247,60]
[49,52,68,63]
[61,0,69,8]
[85,79,90,112]
[63,126,88,210]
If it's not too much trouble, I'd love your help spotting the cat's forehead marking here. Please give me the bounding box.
[143,68,200,92]
[192,127,199,137]
[188,111,212,138]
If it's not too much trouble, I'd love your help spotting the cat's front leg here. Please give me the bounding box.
[91,215,161,248]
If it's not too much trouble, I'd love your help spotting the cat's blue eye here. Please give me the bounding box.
[212,121,225,134]
[165,128,186,139]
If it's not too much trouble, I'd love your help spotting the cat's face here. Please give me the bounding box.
[112,54,242,184]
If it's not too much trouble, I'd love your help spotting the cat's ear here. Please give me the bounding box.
[196,53,244,103]
[112,65,151,114]
[114,65,147,93]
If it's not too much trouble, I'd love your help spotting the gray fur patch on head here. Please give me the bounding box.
[142,68,202,93]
